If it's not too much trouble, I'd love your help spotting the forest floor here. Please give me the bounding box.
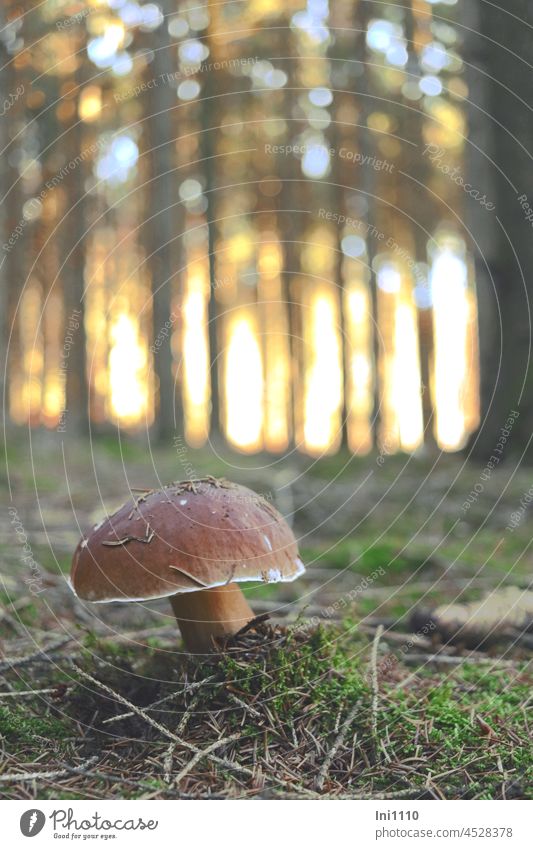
[0,431,531,799]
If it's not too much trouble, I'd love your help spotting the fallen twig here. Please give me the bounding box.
[401,653,518,668]
[315,701,362,791]
[0,686,65,698]
[163,692,202,783]
[0,636,73,673]
[227,692,262,718]
[370,625,384,747]
[0,755,99,784]
[102,676,216,725]
[173,733,241,787]
[73,665,313,795]
[73,665,257,782]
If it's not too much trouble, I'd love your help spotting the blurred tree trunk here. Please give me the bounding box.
[327,8,350,448]
[278,46,301,446]
[402,1,437,451]
[37,75,62,429]
[61,57,89,434]
[3,7,34,427]
[201,19,220,436]
[146,6,181,441]
[0,7,9,415]
[465,1,533,459]
[356,0,381,442]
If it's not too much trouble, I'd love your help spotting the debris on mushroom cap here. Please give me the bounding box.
[70,478,305,603]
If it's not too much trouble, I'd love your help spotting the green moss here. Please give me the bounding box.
[195,626,369,731]
[0,704,71,744]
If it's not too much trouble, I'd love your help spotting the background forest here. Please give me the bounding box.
[2,0,531,456]
[0,0,532,801]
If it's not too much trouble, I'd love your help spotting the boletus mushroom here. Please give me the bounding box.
[70,477,305,653]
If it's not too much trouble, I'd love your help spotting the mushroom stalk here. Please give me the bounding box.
[170,582,255,653]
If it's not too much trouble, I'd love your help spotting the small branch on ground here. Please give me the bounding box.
[0,755,99,784]
[315,700,362,791]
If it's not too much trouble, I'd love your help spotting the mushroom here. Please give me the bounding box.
[70,477,305,653]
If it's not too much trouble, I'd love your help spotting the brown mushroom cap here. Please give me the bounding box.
[70,478,305,603]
